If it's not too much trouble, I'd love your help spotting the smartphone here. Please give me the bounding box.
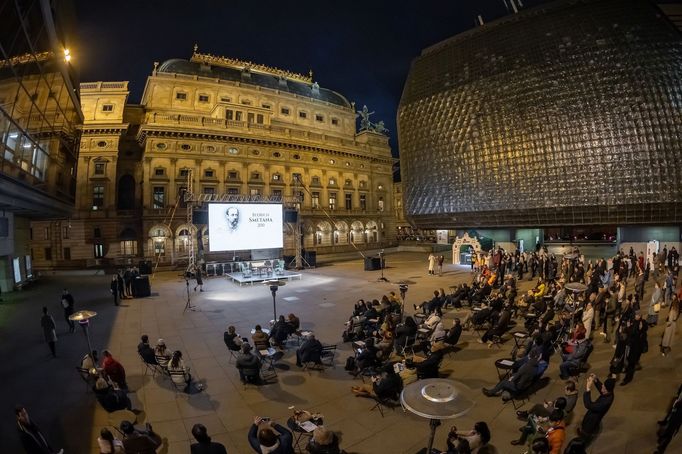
[261,417,271,422]
[357,348,363,354]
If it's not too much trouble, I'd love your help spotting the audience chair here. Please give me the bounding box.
[139,354,164,377]
[76,366,94,393]
[370,393,401,418]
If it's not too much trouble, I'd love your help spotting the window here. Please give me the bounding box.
[220,96,231,103]
[250,188,261,196]
[62,226,69,239]
[227,187,239,195]
[155,142,167,150]
[154,240,165,256]
[247,112,255,124]
[311,176,321,185]
[292,173,302,183]
[97,141,107,148]
[256,114,264,124]
[331,118,339,126]
[262,103,271,109]
[94,244,104,258]
[93,184,104,209]
[329,178,336,185]
[154,168,165,176]
[312,156,319,162]
[44,247,52,260]
[203,187,215,196]
[180,144,191,151]
[312,192,320,208]
[345,193,352,210]
[329,159,335,164]
[299,111,307,119]
[293,154,301,160]
[102,104,113,112]
[180,169,190,177]
[281,107,290,115]
[153,187,165,209]
[272,189,282,198]
[378,197,384,212]
[315,114,324,122]
[272,174,281,181]
[198,94,209,102]
[360,194,367,210]
[345,179,352,186]
[176,92,187,100]
[94,163,105,175]
[251,172,261,180]
[204,170,214,178]
[120,240,137,256]
[44,227,50,240]
[328,193,337,210]
[228,147,239,155]
[94,227,101,238]
[63,247,71,260]
[359,181,366,188]
[178,187,187,207]
[272,151,281,158]
[235,111,243,121]
[241,99,252,105]
[226,109,234,121]
[228,171,238,179]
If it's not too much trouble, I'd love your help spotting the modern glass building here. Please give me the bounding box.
[398,0,682,231]
[0,0,82,291]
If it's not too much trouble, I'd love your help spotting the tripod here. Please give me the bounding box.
[183,276,196,312]
[377,251,389,283]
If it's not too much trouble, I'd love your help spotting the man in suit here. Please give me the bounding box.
[580,374,615,444]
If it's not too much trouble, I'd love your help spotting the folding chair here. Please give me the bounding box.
[76,366,94,392]
[320,345,337,368]
[167,370,189,394]
[370,394,401,417]
[139,354,164,377]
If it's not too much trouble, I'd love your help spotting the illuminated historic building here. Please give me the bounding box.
[399,0,682,245]
[30,49,395,269]
[0,0,82,290]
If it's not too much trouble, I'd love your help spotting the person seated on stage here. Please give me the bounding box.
[236,343,262,384]
[251,325,270,350]
[101,350,128,391]
[167,350,200,393]
[120,420,162,454]
[296,334,323,367]
[351,363,403,399]
[154,339,172,369]
[94,377,133,413]
[444,319,463,346]
[224,325,244,352]
[394,316,418,354]
[480,304,513,346]
[516,380,579,421]
[482,351,541,400]
[286,313,301,334]
[81,349,99,371]
[137,335,156,365]
[269,315,290,348]
[559,338,592,379]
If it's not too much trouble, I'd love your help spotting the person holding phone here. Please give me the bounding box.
[579,374,615,444]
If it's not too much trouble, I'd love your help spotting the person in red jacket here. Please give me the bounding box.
[101,350,128,390]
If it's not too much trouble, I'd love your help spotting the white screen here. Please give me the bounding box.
[208,203,283,251]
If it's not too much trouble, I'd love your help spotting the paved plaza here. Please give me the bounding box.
[1,251,680,453]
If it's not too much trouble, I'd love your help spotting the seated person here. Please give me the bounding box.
[286,313,301,334]
[137,336,157,365]
[516,380,579,420]
[511,409,566,452]
[167,350,198,393]
[247,417,293,454]
[452,422,492,453]
[252,325,270,349]
[563,323,587,354]
[376,329,395,357]
[463,304,492,329]
[120,421,162,454]
[394,317,418,354]
[415,290,443,315]
[423,312,441,330]
[481,304,513,344]
[306,426,341,454]
[446,284,468,308]
[559,338,592,379]
[154,339,172,368]
[351,363,403,399]
[269,315,290,348]
[482,351,541,400]
[444,319,462,346]
[101,350,127,390]
[352,300,366,317]
[94,377,132,413]
[354,338,381,372]
[414,349,444,379]
[296,334,323,367]
[224,325,244,352]
[236,343,262,383]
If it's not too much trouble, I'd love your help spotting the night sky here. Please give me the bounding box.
[73,0,558,158]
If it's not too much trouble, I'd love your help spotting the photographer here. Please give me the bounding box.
[579,374,615,444]
[247,416,293,454]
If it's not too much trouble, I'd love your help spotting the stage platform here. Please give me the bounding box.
[226,270,302,286]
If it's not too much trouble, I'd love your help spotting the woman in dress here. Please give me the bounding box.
[661,295,680,356]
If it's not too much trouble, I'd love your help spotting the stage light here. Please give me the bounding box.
[63,48,71,62]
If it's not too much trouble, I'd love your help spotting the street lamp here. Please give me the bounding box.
[263,280,286,321]
[69,310,97,357]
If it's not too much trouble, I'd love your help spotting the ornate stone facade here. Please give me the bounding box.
[30,52,395,269]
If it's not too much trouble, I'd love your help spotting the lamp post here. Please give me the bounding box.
[69,310,98,356]
[263,280,286,321]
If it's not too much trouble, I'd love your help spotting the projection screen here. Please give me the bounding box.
[207,203,283,251]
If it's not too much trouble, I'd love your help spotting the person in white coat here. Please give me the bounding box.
[428,253,436,275]
[582,302,595,339]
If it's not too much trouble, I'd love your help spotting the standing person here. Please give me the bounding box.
[110,276,119,306]
[649,282,663,326]
[660,296,679,357]
[116,271,125,301]
[123,267,133,298]
[437,255,445,275]
[190,423,227,454]
[428,253,436,275]
[655,385,682,454]
[15,405,63,454]
[579,375,615,445]
[582,302,595,340]
[194,265,204,292]
[60,289,75,333]
[40,307,57,358]
[621,313,648,386]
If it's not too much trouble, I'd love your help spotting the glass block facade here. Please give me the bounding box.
[399,0,682,229]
